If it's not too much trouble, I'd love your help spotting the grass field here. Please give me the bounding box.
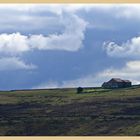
[0,86,140,135]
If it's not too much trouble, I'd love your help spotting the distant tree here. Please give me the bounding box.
[77,87,83,94]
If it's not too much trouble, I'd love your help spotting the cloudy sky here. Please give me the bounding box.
[0,4,140,90]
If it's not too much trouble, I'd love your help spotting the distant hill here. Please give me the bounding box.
[0,86,140,135]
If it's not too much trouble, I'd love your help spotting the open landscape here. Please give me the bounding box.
[0,4,140,136]
[0,86,140,136]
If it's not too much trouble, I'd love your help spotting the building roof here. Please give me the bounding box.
[109,78,124,82]
[108,78,131,83]
[123,80,131,83]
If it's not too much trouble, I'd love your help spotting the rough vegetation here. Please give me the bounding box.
[0,86,140,135]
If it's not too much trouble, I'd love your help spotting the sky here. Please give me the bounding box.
[0,4,140,90]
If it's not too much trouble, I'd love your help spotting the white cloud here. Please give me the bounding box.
[0,4,89,74]
[29,14,87,52]
[0,33,29,55]
[33,80,60,89]
[99,61,140,78]
[0,13,87,54]
[0,4,111,14]
[1,4,140,55]
[34,60,140,88]
[114,4,140,19]
[33,74,107,89]
[62,60,140,87]
[103,36,140,58]
[97,60,140,85]
[0,57,37,71]
[0,5,71,32]
[0,4,140,33]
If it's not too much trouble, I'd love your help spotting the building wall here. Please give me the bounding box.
[102,81,131,89]
[123,82,131,87]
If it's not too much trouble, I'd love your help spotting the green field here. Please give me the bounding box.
[0,86,140,135]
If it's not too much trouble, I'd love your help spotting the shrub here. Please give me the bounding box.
[77,87,83,94]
